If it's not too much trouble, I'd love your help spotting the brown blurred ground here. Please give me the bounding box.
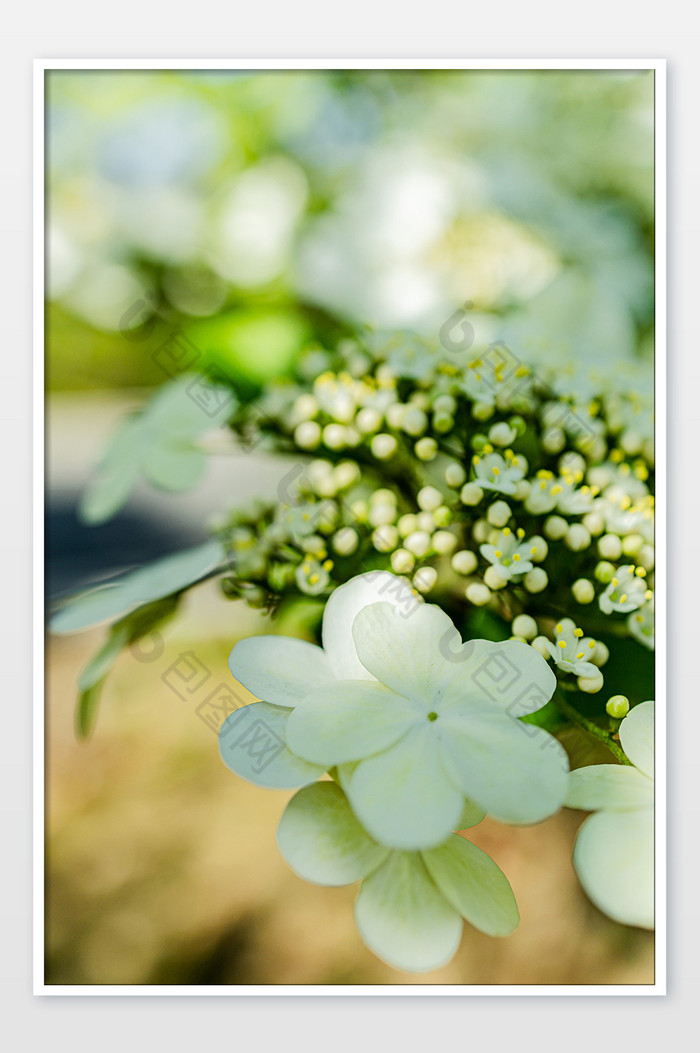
[46,582,654,986]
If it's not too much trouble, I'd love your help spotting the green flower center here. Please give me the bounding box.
[427,711,438,722]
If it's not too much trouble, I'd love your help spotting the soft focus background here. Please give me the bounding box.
[46,68,655,985]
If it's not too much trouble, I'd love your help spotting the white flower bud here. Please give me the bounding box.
[323,423,348,449]
[460,482,484,506]
[531,635,551,658]
[371,433,398,460]
[484,565,508,590]
[432,530,457,555]
[473,401,494,421]
[566,524,591,552]
[294,421,321,449]
[598,533,623,559]
[368,502,397,528]
[451,550,478,575]
[488,421,517,446]
[403,405,428,436]
[433,394,457,415]
[397,513,417,537]
[622,532,644,556]
[433,505,452,528]
[606,694,630,718]
[487,500,511,528]
[386,402,405,429]
[594,560,616,583]
[572,578,595,604]
[591,641,610,668]
[355,407,382,434]
[638,544,655,571]
[466,581,492,605]
[433,413,454,433]
[514,479,531,500]
[582,511,605,536]
[620,429,643,455]
[544,515,568,540]
[372,526,399,553]
[524,568,548,593]
[445,462,467,488]
[472,518,490,543]
[512,614,538,640]
[417,486,443,511]
[416,511,435,532]
[292,394,318,423]
[332,527,359,556]
[405,530,432,557]
[413,566,438,593]
[391,548,415,574]
[333,461,361,490]
[577,671,604,694]
[559,451,586,476]
[543,426,565,453]
[415,437,438,461]
[528,536,548,562]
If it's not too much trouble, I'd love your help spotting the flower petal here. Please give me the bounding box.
[277,782,389,886]
[619,700,655,778]
[458,798,487,830]
[354,852,462,973]
[219,702,326,788]
[228,635,333,707]
[348,724,465,850]
[322,571,421,680]
[439,638,557,717]
[565,764,653,811]
[573,809,654,928]
[440,712,569,824]
[351,601,465,707]
[422,834,519,937]
[285,680,420,766]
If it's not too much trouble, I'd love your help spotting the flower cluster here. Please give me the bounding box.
[221,571,566,971]
[216,332,654,711]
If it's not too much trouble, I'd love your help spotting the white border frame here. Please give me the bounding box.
[34,57,666,997]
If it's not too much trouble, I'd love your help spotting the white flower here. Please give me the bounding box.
[224,571,568,850]
[473,449,527,496]
[285,603,566,849]
[221,571,420,790]
[524,471,560,514]
[276,781,518,973]
[628,596,655,650]
[565,702,654,929]
[479,527,535,581]
[599,564,651,614]
[544,619,599,678]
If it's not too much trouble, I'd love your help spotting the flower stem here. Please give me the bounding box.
[551,692,632,765]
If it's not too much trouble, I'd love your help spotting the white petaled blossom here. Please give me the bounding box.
[544,619,599,678]
[276,781,519,973]
[565,702,654,929]
[473,449,527,496]
[223,571,568,851]
[479,527,536,582]
[599,564,651,614]
[628,596,655,650]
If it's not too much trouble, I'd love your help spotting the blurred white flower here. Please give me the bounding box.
[565,701,654,929]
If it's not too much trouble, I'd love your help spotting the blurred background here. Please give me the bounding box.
[46,68,655,985]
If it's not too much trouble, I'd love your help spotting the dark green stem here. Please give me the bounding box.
[551,692,632,765]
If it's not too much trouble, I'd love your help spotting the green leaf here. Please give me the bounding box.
[78,376,236,525]
[74,595,182,738]
[51,539,227,634]
[76,678,108,740]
